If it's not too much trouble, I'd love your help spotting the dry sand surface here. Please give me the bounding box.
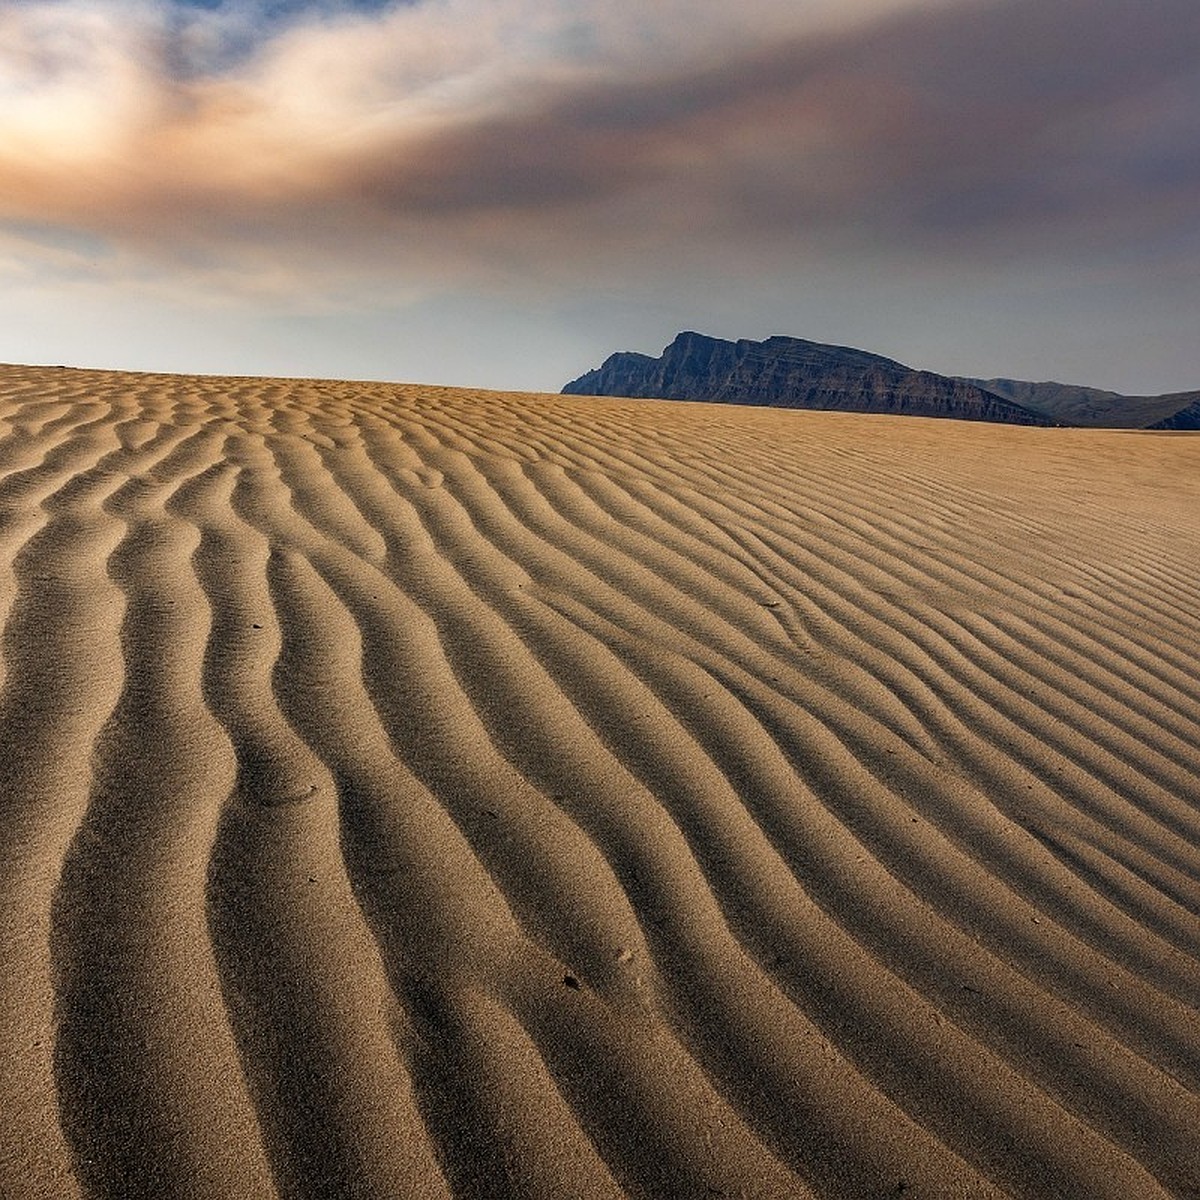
[0,364,1197,1200]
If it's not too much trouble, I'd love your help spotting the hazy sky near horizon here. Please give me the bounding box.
[0,0,1197,392]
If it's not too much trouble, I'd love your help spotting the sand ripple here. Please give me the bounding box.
[0,366,1197,1198]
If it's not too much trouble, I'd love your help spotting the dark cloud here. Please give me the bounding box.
[6,0,1197,267]
[257,0,1195,292]
[415,0,1190,242]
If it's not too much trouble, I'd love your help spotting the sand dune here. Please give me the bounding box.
[0,364,1197,1199]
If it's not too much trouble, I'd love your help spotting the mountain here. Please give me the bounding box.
[563,332,1054,425]
[964,378,1200,429]
[562,331,1200,428]
[1147,398,1200,430]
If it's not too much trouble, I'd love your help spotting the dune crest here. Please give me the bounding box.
[0,365,1197,1198]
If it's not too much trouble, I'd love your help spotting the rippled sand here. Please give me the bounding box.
[0,364,1197,1199]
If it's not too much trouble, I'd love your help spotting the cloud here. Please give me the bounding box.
[0,0,1196,306]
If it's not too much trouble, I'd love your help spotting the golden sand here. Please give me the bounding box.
[0,365,1197,1198]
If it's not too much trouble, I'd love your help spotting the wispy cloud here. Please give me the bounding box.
[0,2,974,275]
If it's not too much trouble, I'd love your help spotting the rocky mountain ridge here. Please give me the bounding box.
[562,332,1200,429]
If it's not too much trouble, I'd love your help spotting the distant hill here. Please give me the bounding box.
[563,332,1200,428]
[1146,397,1200,430]
[964,377,1200,429]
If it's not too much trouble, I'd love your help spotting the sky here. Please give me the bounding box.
[0,0,1197,394]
